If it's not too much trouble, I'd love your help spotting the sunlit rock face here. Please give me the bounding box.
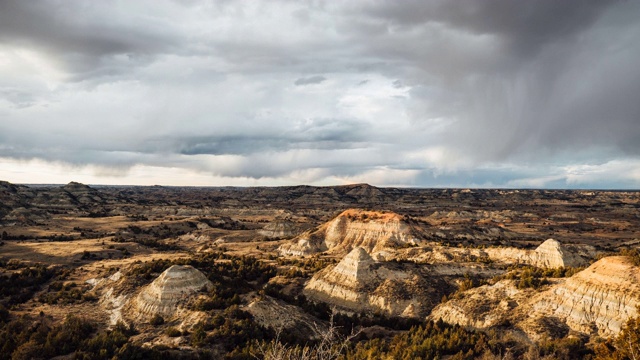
[134,265,212,318]
[530,239,585,268]
[485,239,589,269]
[304,247,431,318]
[430,256,640,340]
[279,209,423,256]
[530,256,640,337]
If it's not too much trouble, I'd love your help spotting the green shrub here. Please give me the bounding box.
[165,327,182,337]
[150,314,165,326]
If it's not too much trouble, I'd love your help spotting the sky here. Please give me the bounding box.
[1,0,639,189]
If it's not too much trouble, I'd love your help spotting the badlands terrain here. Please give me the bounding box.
[0,180,639,359]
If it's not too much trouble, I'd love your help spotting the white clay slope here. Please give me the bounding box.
[304,247,375,307]
[532,239,584,268]
[304,247,429,317]
[530,256,640,337]
[484,239,587,269]
[258,220,309,239]
[323,246,376,287]
[279,209,422,256]
[430,256,640,339]
[135,265,212,318]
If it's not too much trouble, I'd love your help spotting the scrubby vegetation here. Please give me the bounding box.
[276,256,337,277]
[191,306,270,355]
[494,265,583,290]
[0,252,606,360]
[0,261,59,306]
[254,315,358,360]
[620,248,640,266]
[0,313,221,359]
[38,281,97,305]
[594,309,640,360]
[190,252,278,312]
[255,318,601,360]
[346,319,494,359]
[125,251,278,313]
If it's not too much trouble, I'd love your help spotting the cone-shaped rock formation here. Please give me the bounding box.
[304,247,436,317]
[134,265,212,318]
[532,238,584,268]
[484,238,588,269]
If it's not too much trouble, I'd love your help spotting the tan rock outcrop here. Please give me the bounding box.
[429,280,532,329]
[133,265,212,319]
[532,239,583,268]
[279,209,423,256]
[258,220,311,239]
[430,256,640,340]
[303,247,435,317]
[485,239,589,268]
[393,239,591,270]
[530,256,640,337]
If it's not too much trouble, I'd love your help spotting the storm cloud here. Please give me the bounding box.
[294,76,327,86]
[0,0,639,188]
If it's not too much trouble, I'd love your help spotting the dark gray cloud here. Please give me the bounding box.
[0,0,638,188]
[0,0,180,81]
[341,0,640,164]
[173,118,368,155]
[294,75,327,86]
[360,0,611,57]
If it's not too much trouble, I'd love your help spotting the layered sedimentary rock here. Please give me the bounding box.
[133,265,212,318]
[485,239,589,268]
[429,280,532,330]
[531,239,584,268]
[530,256,640,337]
[394,239,591,270]
[303,247,434,317]
[279,209,423,256]
[258,220,311,239]
[430,256,640,340]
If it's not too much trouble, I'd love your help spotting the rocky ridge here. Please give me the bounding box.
[391,239,591,270]
[430,256,640,340]
[258,220,311,239]
[530,256,640,337]
[485,238,591,268]
[279,209,423,256]
[303,247,440,317]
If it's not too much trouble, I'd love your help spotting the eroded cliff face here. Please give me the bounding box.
[429,280,534,330]
[392,239,592,271]
[530,256,640,337]
[303,247,438,318]
[279,209,423,256]
[430,256,640,340]
[484,239,590,268]
[132,265,212,319]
